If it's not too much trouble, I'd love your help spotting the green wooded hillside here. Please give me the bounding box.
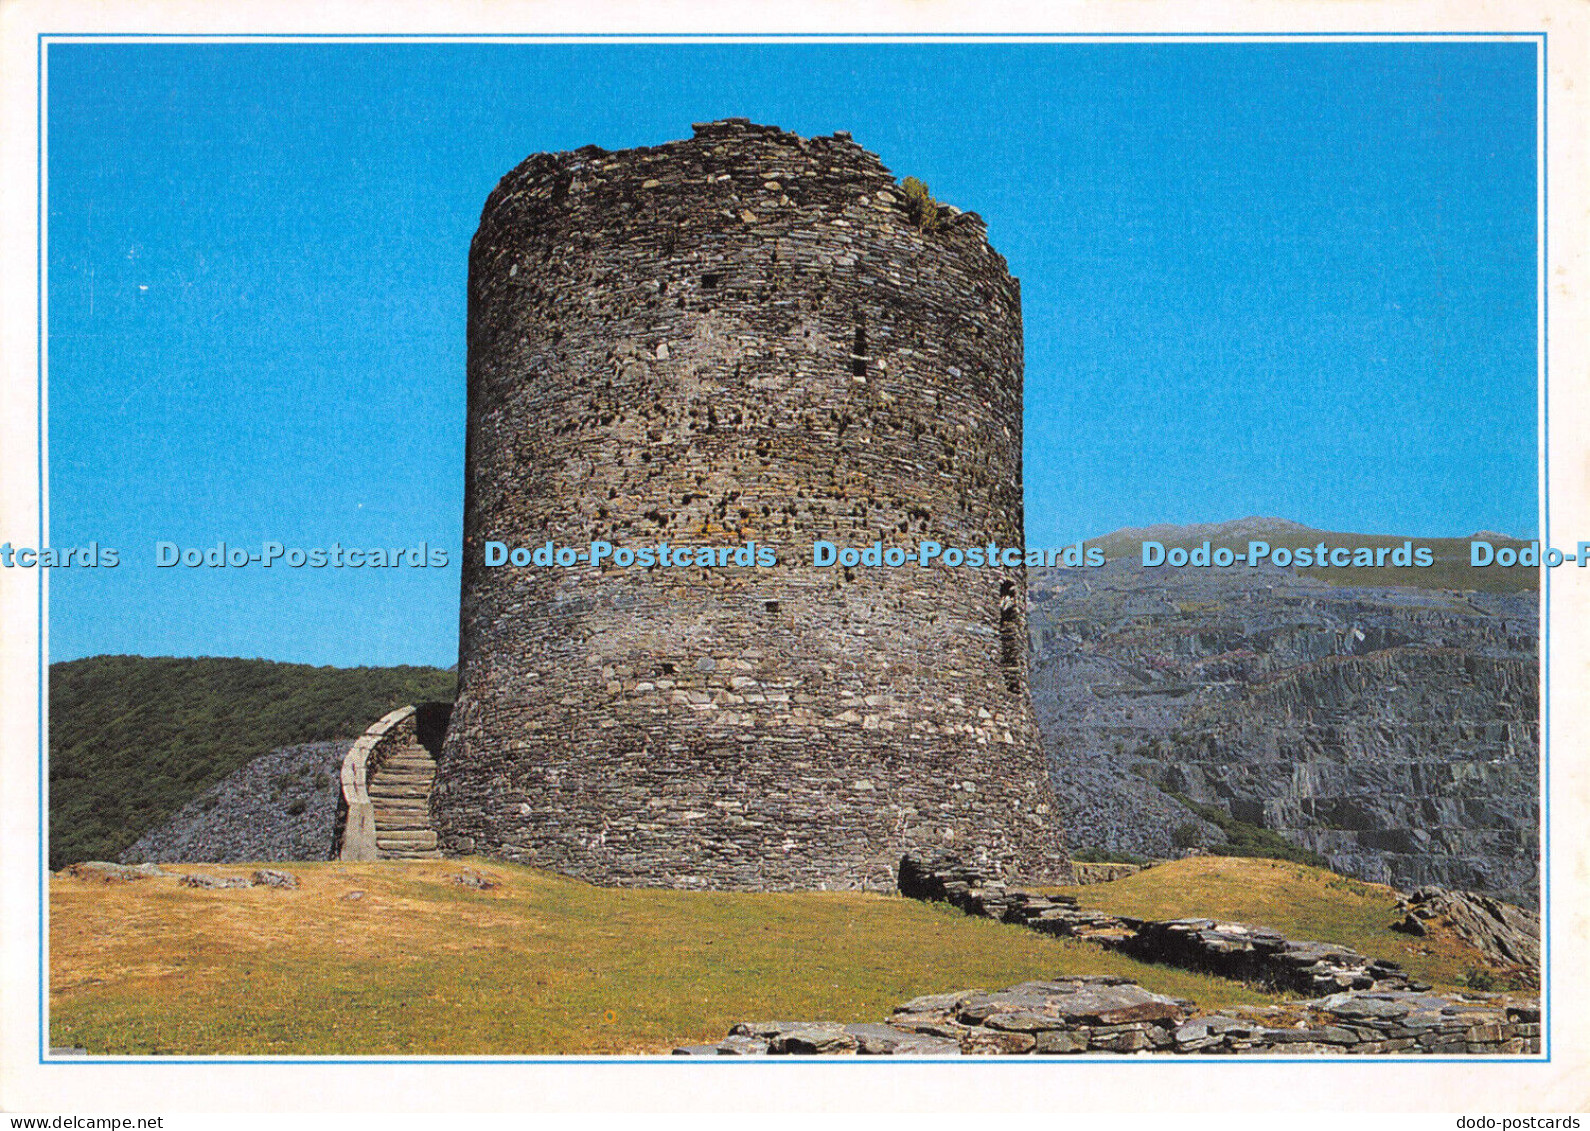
[49,655,455,869]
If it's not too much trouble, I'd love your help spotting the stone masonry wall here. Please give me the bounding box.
[436,119,1068,889]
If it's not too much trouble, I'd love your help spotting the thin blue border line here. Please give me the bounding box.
[45,1056,1548,1066]
[34,28,1551,1068]
[38,31,1544,40]
[35,27,47,1068]
[1538,29,1551,1064]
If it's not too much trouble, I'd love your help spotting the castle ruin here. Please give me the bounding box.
[424,119,1067,889]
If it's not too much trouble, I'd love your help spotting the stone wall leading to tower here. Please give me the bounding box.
[434,119,1069,890]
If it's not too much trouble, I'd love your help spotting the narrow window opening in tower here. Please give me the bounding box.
[999,580,1021,693]
[701,273,721,289]
[851,325,867,378]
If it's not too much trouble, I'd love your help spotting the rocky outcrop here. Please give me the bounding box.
[58,867,304,891]
[678,976,1540,1056]
[1392,888,1540,981]
[1028,550,1538,901]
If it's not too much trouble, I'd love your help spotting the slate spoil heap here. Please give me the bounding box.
[118,741,350,866]
[1028,547,1538,899]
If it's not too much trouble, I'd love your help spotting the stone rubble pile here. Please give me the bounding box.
[899,853,1419,994]
[62,861,169,882]
[676,975,1540,1057]
[448,868,500,890]
[675,1021,961,1057]
[1392,887,1540,979]
[250,869,301,889]
[59,865,302,891]
[179,874,252,890]
[177,869,301,890]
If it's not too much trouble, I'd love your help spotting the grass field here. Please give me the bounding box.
[51,859,1285,1057]
[1050,856,1498,990]
[50,856,1504,1056]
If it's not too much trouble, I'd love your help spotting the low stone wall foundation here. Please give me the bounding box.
[677,976,1539,1057]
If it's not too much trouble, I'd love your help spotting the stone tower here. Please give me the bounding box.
[434,119,1068,889]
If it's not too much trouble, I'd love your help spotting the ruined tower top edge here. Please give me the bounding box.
[474,118,1012,278]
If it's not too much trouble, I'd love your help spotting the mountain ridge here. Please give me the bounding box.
[1074,516,1536,594]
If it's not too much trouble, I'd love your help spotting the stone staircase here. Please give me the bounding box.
[369,746,441,859]
[335,702,451,862]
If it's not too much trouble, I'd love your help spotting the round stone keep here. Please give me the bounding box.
[434,119,1069,889]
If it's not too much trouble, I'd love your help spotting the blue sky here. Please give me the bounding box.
[45,41,1539,667]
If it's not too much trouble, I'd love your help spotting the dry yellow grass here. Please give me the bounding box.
[52,859,1284,1056]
